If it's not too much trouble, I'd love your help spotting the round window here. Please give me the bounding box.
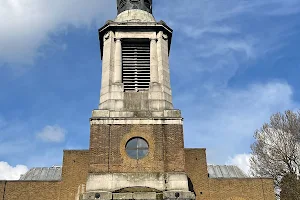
[125,138,149,160]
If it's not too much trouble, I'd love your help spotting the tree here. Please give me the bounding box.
[250,110,300,199]
[280,173,300,200]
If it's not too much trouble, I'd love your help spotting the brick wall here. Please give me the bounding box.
[89,124,185,173]
[184,148,275,200]
[0,181,5,199]
[261,179,276,200]
[59,150,90,200]
[184,148,210,200]
[3,181,60,200]
[208,178,275,200]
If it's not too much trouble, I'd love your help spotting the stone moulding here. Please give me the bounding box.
[90,118,183,125]
[98,21,173,59]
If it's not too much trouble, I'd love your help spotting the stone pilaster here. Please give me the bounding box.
[150,38,159,84]
[114,38,122,83]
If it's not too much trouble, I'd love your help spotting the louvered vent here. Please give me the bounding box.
[122,41,150,91]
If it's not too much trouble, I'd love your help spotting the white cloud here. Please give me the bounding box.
[156,0,300,88]
[0,0,115,66]
[36,125,66,143]
[179,81,298,164]
[228,154,252,175]
[0,161,28,180]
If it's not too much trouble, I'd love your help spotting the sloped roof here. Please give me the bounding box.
[19,165,247,181]
[19,166,62,181]
[208,165,248,178]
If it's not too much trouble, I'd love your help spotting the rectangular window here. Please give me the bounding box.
[122,40,150,92]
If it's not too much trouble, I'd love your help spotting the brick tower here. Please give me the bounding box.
[84,0,195,199]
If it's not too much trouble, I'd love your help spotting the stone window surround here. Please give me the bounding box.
[113,32,160,88]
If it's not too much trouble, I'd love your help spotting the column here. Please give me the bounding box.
[114,38,122,83]
[150,38,159,83]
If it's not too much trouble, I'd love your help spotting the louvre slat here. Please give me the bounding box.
[123,63,150,64]
[122,56,150,58]
[123,50,149,52]
[122,47,149,49]
[123,79,150,80]
[123,67,150,69]
[123,76,150,77]
[122,41,150,91]
[123,59,150,61]
[123,79,150,81]
[123,65,150,67]
[124,85,150,87]
[123,76,150,78]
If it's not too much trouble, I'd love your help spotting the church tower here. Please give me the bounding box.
[0,1,275,199]
[84,0,195,199]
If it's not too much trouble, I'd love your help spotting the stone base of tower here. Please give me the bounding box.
[85,112,196,200]
[82,191,195,200]
[82,172,195,200]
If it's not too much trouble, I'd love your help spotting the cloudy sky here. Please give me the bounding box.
[1,0,300,179]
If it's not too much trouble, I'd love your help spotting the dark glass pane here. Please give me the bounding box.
[126,150,137,159]
[126,138,138,149]
[137,149,148,159]
[126,138,149,159]
[137,139,148,148]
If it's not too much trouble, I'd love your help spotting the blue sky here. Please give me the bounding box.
[1,0,300,179]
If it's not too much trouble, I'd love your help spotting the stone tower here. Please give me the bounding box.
[84,0,195,200]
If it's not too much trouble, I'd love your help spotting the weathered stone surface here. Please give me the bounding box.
[91,109,182,119]
[83,191,112,200]
[86,173,189,192]
[90,118,183,125]
[113,193,133,200]
[133,192,156,200]
[115,10,155,22]
[98,17,174,112]
[163,191,195,200]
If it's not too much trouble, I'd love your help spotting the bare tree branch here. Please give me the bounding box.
[250,110,300,199]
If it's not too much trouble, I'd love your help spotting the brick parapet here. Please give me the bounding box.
[60,150,90,200]
[184,148,210,200]
[184,148,275,200]
[208,178,275,200]
[3,181,60,200]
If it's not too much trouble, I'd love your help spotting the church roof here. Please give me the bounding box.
[19,165,247,181]
[208,165,248,178]
[19,166,62,181]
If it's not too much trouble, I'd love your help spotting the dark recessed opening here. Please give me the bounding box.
[175,192,180,198]
[200,192,203,195]
[122,40,150,92]
[95,193,101,199]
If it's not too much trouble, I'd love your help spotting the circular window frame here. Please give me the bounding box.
[125,137,149,160]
